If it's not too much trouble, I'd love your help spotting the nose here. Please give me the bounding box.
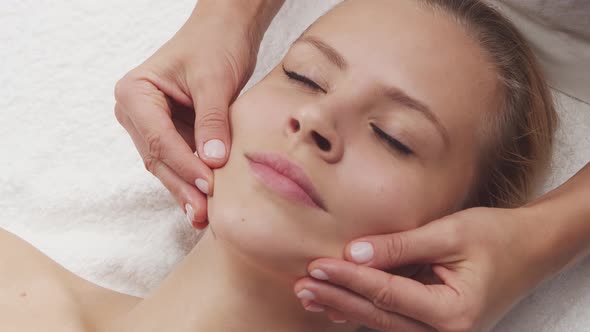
[287,105,344,163]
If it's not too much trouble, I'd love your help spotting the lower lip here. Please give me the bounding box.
[247,159,319,209]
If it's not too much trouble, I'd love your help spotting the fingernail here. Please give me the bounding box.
[305,303,325,312]
[296,289,316,301]
[332,320,347,324]
[350,242,374,264]
[203,139,226,159]
[194,150,199,159]
[185,203,194,225]
[310,269,329,281]
[195,178,209,195]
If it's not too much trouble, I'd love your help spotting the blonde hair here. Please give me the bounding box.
[417,0,558,208]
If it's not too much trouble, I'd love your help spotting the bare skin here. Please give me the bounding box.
[0,228,139,332]
[2,1,497,330]
[116,0,590,329]
[3,1,589,332]
[115,0,284,228]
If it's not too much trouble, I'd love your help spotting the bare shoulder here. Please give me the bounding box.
[0,227,62,279]
[0,227,140,331]
[0,227,90,290]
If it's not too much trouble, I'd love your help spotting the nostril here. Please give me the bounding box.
[312,131,331,151]
[290,118,301,132]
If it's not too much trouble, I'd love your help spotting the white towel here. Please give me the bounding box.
[0,1,589,331]
[495,0,590,104]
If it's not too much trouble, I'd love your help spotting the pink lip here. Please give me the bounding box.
[246,152,325,210]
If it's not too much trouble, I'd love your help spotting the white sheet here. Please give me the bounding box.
[0,1,589,331]
[495,0,590,104]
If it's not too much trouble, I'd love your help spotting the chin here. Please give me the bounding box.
[207,153,343,280]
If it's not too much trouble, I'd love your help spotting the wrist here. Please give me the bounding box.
[517,204,563,280]
[191,0,284,46]
[522,163,590,278]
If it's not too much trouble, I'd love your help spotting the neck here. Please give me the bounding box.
[108,229,354,332]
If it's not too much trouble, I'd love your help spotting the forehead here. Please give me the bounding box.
[305,0,501,143]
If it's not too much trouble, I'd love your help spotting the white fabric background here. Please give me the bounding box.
[0,1,589,331]
[495,0,590,103]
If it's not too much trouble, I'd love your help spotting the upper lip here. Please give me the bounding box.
[245,152,326,210]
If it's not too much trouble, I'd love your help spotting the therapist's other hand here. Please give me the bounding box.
[114,12,258,229]
[296,206,548,332]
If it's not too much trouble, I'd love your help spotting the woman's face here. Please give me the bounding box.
[208,0,500,276]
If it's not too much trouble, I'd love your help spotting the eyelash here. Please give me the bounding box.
[282,65,414,156]
[282,65,326,93]
[370,123,414,156]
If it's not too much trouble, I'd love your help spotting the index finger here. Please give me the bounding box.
[308,258,458,327]
[116,78,214,190]
[345,218,463,269]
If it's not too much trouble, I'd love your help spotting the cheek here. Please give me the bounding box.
[208,87,344,277]
[340,183,421,237]
[331,149,427,238]
[230,80,301,141]
[207,155,323,278]
[230,97,282,141]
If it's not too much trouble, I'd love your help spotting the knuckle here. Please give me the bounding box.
[370,309,395,332]
[114,75,133,103]
[146,132,164,162]
[385,235,406,266]
[197,109,227,131]
[115,71,164,106]
[143,155,158,174]
[113,103,127,126]
[372,276,397,310]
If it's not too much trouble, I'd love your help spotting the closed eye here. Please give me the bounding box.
[370,123,414,156]
[282,65,327,93]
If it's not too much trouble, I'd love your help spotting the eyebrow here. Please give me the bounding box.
[295,36,348,70]
[294,35,450,147]
[382,88,450,147]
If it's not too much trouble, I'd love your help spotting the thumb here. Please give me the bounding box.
[344,220,461,270]
[191,77,233,169]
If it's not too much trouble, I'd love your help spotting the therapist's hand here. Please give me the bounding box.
[295,206,551,332]
[114,10,259,229]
